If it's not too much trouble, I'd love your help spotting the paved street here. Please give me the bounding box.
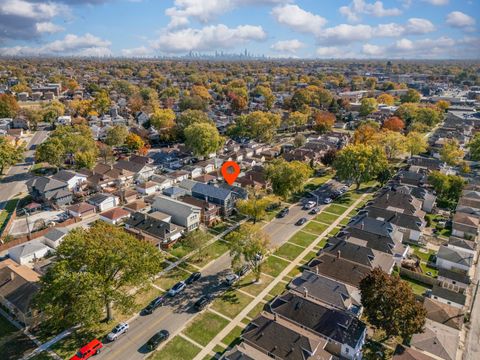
[0,130,49,208]
[95,179,346,360]
[463,260,480,359]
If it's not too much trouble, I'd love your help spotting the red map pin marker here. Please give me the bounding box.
[221,161,240,185]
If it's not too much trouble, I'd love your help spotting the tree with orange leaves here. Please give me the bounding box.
[313,111,335,133]
[382,116,405,132]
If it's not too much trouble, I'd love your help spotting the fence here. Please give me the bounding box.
[399,267,441,287]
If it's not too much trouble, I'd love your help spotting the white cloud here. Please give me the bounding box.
[166,0,290,28]
[340,0,402,22]
[271,39,305,53]
[36,22,64,34]
[404,18,436,34]
[272,4,327,36]
[316,46,357,58]
[446,11,475,30]
[317,24,373,45]
[423,0,449,5]
[0,0,65,19]
[0,33,112,57]
[152,24,266,53]
[121,46,153,57]
[362,43,383,56]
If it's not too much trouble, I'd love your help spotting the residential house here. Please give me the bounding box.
[41,227,68,249]
[456,189,480,216]
[268,292,367,360]
[162,186,187,199]
[52,170,87,191]
[125,211,183,247]
[392,345,437,360]
[66,202,96,218]
[447,236,476,259]
[124,200,150,213]
[288,270,362,315]
[8,240,53,265]
[436,245,473,272]
[26,176,72,206]
[191,182,236,216]
[136,181,158,196]
[181,195,221,227]
[0,259,40,326]
[452,212,479,240]
[370,189,426,218]
[114,159,155,182]
[11,117,29,130]
[113,188,138,204]
[437,268,470,291]
[87,193,119,212]
[150,175,174,191]
[151,196,201,231]
[430,285,466,309]
[99,207,131,225]
[423,298,464,330]
[410,320,459,360]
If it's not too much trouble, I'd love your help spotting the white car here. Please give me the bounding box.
[107,322,129,341]
[324,197,333,204]
[304,201,316,210]
[225,273,239,286]
[168,281,186,297]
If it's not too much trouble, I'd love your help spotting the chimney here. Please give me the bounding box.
[386,193,389,201]
[361,222,364,230]
[303,286,308,298]
[315,267,319,275]
[10,271,15,281]
[337,250,341,259]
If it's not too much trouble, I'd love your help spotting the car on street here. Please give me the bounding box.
[106,322,129,342]
[324,197,333,204]
[276,207,289,218]
[295,217,307,226]
[225,273,239,286]
[309,207,320,215]
[185,272,201,284]
[303,201,316,210]
[70,339,103,360]
[236,264,250,277]
[142,296,165,315]
[146,330,170,351]
[193,294,214,311]
[168,281,186,296]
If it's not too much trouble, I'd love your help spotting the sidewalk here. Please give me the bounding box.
[193,193,369,360]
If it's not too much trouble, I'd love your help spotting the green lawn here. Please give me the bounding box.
[154,267,190,290]
[262,256,289,277]
[267,282,287,298]
[211,290,252,319]
[235,273,270,296]
[288,231,317,247]
[0,314,17,338]
[303,221,329,235]
[314,212,339,224]
[420,263,439,278]
[247,301,267,319]
[189,240,230,267]
[0,198,19,234]
[221,326,244,348]
[302,251,318,264]
[183,311,229,346]
[149,336,201,360]
[410,245,435,263]
[274,243,305,261]
[400,275,432,296]
[324,204,349,215]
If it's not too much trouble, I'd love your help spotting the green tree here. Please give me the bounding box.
[183,229,211,261]
[333,144,388,189]
[105,125,128,147]
[253,85,275,110]
[440,138,464,166]
[414,107,442,128]
[125,133,145,153]
[150,108,176,141]
[400,89,421,103]
[184,122,223,157]
[35,137,65,169]
[42,100,65,123]
[360,268,426,343]
[74,150,97,170]
[0,137,24,174]
[229,111,281,143]
[236,188,278,224]
[428,171,465,209]
[94,90,111,115]
[293,133,306,148]
[176,109,213,138]
[359,98,378,116]
[395,103,419,127]
[225,223,270,282]
[34,222,163,327]
[373,130,405,160]
[286,111,308,129]
[265,159,313,198]
[405,132,428,158]
[468,133,480,161]
[0,94,19,118]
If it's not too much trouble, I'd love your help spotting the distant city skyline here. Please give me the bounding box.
[0,0,479,59]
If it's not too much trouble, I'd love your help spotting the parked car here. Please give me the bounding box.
[146,330,170,351]
[225,273,239,286]
[168,281,186,297]
[70,339,103,360]
[276,207,289,218]
[193,295,213,311]
[309,207,320,215]
[237,264,250,277]
[107,322,129,342]
[142,296,165,315]
[295,217,307,226]
[323,197,333,204]
[185,272,201,284]
[303,201,316,210]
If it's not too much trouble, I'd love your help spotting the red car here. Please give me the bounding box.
[70,339,103,360]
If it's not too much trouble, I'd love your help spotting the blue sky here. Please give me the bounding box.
[0,0,479,58]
